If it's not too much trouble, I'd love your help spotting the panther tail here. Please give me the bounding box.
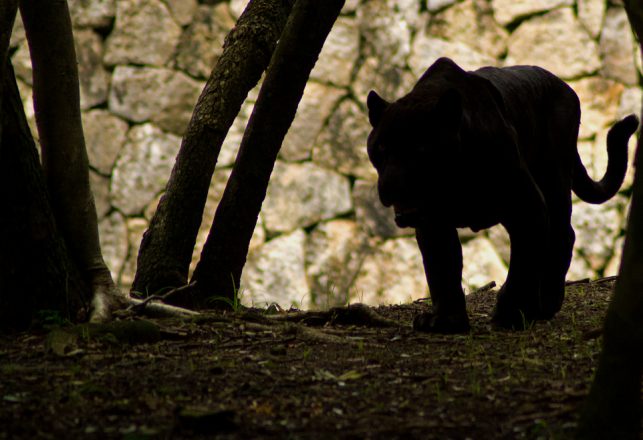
[572,114,639,204]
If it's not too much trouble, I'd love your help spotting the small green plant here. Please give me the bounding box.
[519,310,535,331]
[207,274,244,312]
[434,382,442,403]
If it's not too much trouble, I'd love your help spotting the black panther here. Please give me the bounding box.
[366,57,639,332]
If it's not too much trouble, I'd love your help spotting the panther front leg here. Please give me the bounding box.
[413,224,470,333]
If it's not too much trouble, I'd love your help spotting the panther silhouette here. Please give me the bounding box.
[367,57,639,332]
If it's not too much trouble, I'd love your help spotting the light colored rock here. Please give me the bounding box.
[386,0,425,30]
[312,98,377,181]
[342,0,360,14]
[10,13,25,48]
[241,229,310,309]
[461,236,507,291]
[568,253,595,281]
[162,0,197,26]
[311,16,359,87]
[618,86,643,120]
[150,74,203,136]
[352,237,427,305]
[189,168,265,275]
[75,29,110,110]
[11,43,32,86]
[568,77,624,139]
[108,66,203,135]
[109,66,172,121]
[604,235,625,277]
[262,161,352,234]
[175,4,235,79]
[82,110,129,176]
[280,81,344,161]
[98,211,128,283]
[505,8,601,80]
[15,79,37,142]
[572,196,626,272]
[491,0,572,26]
[410,35,496,78]
[430,0,508,58]
[357,0,412,67]
[68,0,116,29]
[577,140,606,187]
[352,56,416,105]
[104,0,181,67]
[427,0,457,12]
[120,217,149,292]
[485,225,510,265]
[110,124,180,215]
[229,0,248,19]
[353,180,414,239]
[577,0,605,39]
[599,7,638,86]
[305,220,371,308]
[219,100,254,167]
[89,170,111,220]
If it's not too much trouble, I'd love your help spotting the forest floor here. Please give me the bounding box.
[0,278,638,439]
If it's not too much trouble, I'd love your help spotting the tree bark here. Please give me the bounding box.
[132,0,294,296]
[0,58,90,330]
[187,0,346,308]
[19,0,123,322]
[577,3,643,437]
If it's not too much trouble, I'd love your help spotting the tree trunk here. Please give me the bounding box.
[19,0,123,322]
[187,0,345,308]
[0,1,88,330]
[577,3,643,436]
[576,132,643,440]
[132,0,294,296]
[0,58,89,330]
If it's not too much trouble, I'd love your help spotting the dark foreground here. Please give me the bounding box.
[1,279,640,439]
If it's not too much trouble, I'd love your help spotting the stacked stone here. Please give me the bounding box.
[10,0,640,308]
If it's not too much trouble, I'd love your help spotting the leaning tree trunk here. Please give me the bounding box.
[0,33,89,329]
[132,0,294,296]
[185,0,346,308]
[576,2,643,437]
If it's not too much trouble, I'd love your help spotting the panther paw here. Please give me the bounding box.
[413,312,470,334]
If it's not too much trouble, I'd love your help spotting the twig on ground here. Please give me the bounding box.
[126,282,199,317]
[566,278,591,286]
[267,303,398,328]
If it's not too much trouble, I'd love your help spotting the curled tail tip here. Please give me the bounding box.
[607,114,639,151]
[614,113,639,136]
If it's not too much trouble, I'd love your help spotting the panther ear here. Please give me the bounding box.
[367,90,389,127]
[436,88,462,131]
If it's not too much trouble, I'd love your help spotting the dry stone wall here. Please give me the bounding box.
[11,0,640,308]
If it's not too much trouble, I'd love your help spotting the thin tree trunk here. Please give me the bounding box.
[187,0,346,308]
[19,0,123,321]
[577,3,643,436]
[133,0,294,296]
[0,0,16,68]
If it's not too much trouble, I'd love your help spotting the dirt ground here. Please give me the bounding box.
[0,278,640,439]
